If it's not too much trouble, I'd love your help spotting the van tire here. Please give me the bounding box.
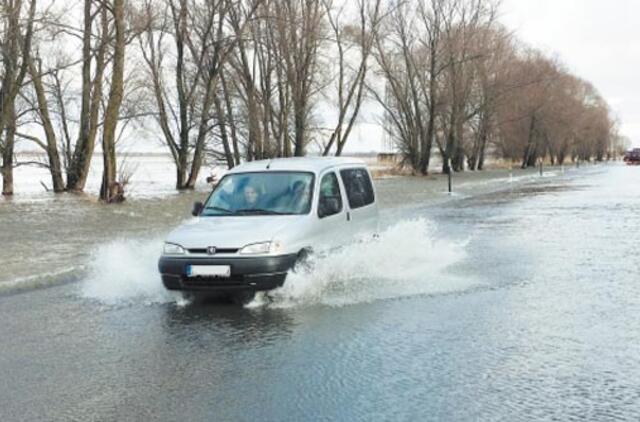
[294,248,313,272]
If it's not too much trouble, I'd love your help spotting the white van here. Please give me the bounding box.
[158,157,378,299]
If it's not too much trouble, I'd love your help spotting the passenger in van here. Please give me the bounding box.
[289,180,311,214]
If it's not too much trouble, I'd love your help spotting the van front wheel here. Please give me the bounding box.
[294,248,313,272]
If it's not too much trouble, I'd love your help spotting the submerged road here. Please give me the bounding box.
[1,164,639,421]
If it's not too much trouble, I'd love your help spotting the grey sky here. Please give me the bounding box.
[501,0,639,147]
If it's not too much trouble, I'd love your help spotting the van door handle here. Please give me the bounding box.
[347,211,351,221]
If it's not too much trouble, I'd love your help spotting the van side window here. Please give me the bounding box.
[340,168,375,209]
[318,172,343,218]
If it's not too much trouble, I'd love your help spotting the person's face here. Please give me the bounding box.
[294,185,309,203]
[244,186,258,205]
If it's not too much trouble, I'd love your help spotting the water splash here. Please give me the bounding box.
[252,218,472,308]
[80,238,184,305]
[80,219,470,308]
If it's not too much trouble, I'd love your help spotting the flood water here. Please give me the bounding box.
[1,164,639,421]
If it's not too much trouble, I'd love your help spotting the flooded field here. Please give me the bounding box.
[1,163,639,421]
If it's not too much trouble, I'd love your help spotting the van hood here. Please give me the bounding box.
[165,215,302,249]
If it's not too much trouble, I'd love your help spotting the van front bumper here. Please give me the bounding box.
[158,254,298,292]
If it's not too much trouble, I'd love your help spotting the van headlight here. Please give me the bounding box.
[239,241,282,255]
[163,242,185,255]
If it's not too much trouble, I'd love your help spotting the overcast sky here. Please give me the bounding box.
[500,0,640,147]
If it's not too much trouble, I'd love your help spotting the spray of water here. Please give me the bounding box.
[80,237,184,306]
[251,218,471,308]
[80,219,470,308]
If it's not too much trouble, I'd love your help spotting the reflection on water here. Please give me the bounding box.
[162,304,296,353]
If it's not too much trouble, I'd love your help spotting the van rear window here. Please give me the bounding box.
[340,168,375,209]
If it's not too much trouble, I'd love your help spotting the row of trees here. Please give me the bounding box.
[375,0,624,174]
[0,0,624,201]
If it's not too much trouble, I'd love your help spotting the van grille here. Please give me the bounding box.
[187,248,239,255]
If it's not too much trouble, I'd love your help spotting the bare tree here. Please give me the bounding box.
[0,0,36,195]
[18,8,73,193]
[140,0,261,190]
[436,0,498,173]
[64,0,109,192]
[415,0,447,174]
[275,0,325,156]
[225,0,266,161]
[25,52,65,192]
[370,0,448,174]
[465,25,513,170]
[219,0,327,161]
[321,0,382,156]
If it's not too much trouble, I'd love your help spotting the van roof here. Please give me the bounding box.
[227,156,367,175]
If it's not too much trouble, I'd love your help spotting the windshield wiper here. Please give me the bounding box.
[234,208,286,215]
[203,206,233,214]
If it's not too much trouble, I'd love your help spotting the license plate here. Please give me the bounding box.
[186,265,231,278]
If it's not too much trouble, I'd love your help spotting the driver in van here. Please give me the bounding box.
[244,184,260,208]
[234,183,261,210]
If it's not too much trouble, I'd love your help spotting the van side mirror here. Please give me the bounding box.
[192,201,204,216]
[318,196,341,218]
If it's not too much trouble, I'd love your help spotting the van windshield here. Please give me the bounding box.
[202,171,314,216]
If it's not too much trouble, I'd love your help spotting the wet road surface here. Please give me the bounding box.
[2,164,639,421]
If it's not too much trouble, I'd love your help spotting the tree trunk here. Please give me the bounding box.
[99,0,125,203]
[1,153,13,196]
[521,114,537,169]
[214,92,235,169]
[471,114,489,171]
[68,1,107,192]
[477,129,488,171]
[452,115,465,172]
[174,0,190,190]
[220,71,241,166]
[67,0,93,191]
[171,166,183,190]
[443,112,456,174]
[28,58,65,192]
[0,0,36,196]
[419,103,435,175]
[293,99,306,157]
[186,70,218,189]
[452,146,465,172]
[186,146,204,189]
[239,55,263,160]
[2,105,16,196]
